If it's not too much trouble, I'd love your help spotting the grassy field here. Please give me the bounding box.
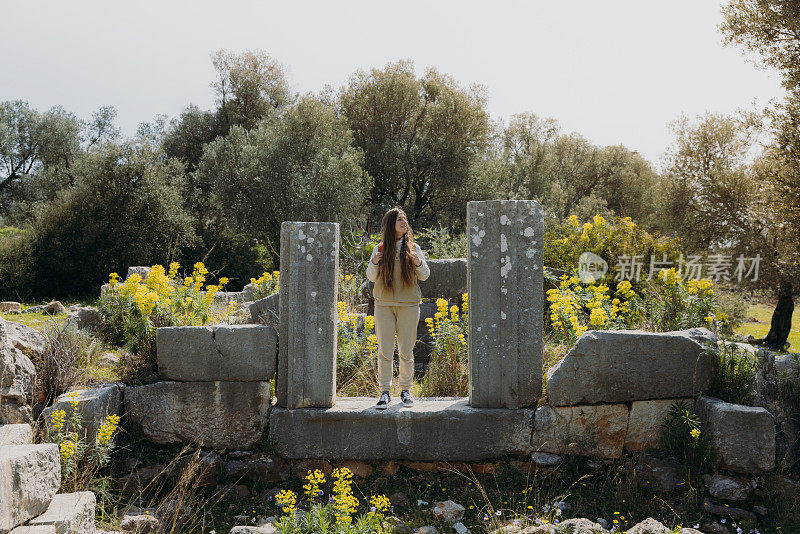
[734,302,800,352]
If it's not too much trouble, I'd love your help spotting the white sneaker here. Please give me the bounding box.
[375,391,390,410]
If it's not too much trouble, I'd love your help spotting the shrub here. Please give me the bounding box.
[705,341,759,406]
[250,270,280,300]
[420,295,469,397]
[28,141,198,299]
[45,393,120,492]
[98,262,231,371]
[660,399,716,475]
[545,276,640,344]
[544,214,681,278]
[34,320,99,406]
[274,467,390,534]
[415,225,467,259]
[336,303,377,396]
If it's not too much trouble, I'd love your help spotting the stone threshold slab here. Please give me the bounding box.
[270,397,533,461]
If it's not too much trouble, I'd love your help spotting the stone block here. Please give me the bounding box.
[697,396,774,473]
[0,424,32,445]
[531,404,628,459]
[546,328,716,406]
[270,398,532,460]
[277,222,339,409]
[467,200,544,409]
[2,320,44,356]
[42,384,124,446]
[625,398,693,452]
[126,266,151,281]
[249,293,280,325]
[9,527,56,534]
[0,444,61,533]
[28,491,96,534]
[0,303,21,313]
[125,381,271,450]
[0,322,35,424]
[157,325,277,381]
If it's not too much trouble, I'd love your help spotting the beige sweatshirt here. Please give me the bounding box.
[366,239,430,306]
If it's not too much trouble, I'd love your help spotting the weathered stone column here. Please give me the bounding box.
[467,200,543,409]
[277,222,339,409]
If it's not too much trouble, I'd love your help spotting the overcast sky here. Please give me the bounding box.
[0,0,786,166]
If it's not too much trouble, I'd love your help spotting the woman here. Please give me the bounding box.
[366,207,430,409]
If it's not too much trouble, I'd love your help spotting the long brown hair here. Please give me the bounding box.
[378,207,416,289]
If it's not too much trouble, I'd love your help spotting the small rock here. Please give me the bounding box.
[596,518,609,530]
[125,458,143,471]
[259,487,281,504]
[430,500,465,524]
[776,475,800,497]
[243,453,290,482]
[752,505,768,516]
[341,460,373,478]
[120,512,159,533]
[213,483,250,501]
[389,492,409,507]
[99,353,120,368]
[700,523,728,534]
[291,459,332,479]
[531,453,561,467]
[702,474,751,501]
[0,302,21,313]
[557,518,604,533]
[453,522,471,534]
[702,499,756,521]
[229,450,253,459]
[627,517,670,533]
[490,526,520,534]
[230,526,277,534]
[635,455,681,493]
[66,305,103,331]
[415,527,438,534]
[381,460,398,476]
[44,301,67,315]
[157,499,193,528]
[384,516,414,534]
[224,460,247,481]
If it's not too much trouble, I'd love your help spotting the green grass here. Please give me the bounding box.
[0,309,68,329]
[734,303,800,352]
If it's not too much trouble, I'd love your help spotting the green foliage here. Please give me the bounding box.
[27,141,197,298]
[340,59,491,226]
[420,297,469,397]
[660,400,716,473]
[197,95,371,255]
[705,341,759,406]
[45,396,120,492]
[35,320,100,406]
[544,214,681,278]
[336,305,377,396]
[98,262,231,372]
[777,354,800,426]
[501,113,662,228]
[415,226,467,259]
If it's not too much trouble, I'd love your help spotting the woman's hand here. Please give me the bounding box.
[372,250,383,264]
[409,247,422,267]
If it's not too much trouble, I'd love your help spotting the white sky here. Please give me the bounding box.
[0,0,786,166]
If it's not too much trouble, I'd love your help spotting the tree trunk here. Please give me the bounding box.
[760,281,795,351]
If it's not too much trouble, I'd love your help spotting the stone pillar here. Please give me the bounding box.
[277,222,339,409]
[467,200,544,409]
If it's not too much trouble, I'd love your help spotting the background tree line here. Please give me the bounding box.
[0,0,798,350]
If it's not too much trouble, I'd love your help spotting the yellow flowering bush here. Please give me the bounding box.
[251,270,280,299]
[274,467,390,534]
[99,262,232,367]
[420,294,469,397]
[546,276,639,344]
[45,401,120,491]
[337,300,378,396]
[642,268,730,334]
[544,214,681,275]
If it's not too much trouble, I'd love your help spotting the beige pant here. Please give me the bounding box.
[374,304,419,391]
